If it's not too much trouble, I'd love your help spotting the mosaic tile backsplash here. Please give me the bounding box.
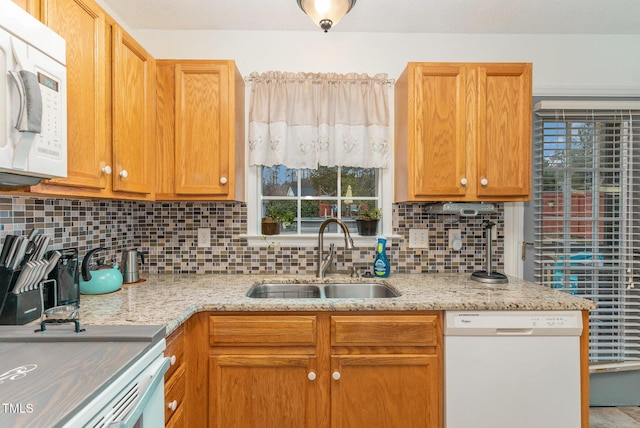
[0,195,504,275]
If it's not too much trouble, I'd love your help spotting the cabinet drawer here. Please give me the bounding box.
[210,315,317,346]
[331,315,440,347]
[165,399,184,428]
[164,365,185,424]
[165,327,184,380]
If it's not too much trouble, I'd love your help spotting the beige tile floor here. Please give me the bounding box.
[590,407,640,428]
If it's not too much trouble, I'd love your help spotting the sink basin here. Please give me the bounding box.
[323,283,400,298]
[246,282,400,299]
[246,283,321,299]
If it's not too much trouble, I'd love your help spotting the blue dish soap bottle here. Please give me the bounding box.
[373,237,390,278]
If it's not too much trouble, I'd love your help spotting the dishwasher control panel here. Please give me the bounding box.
[444,311,583,336]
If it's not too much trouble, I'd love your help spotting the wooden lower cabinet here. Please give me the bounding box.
[330,355,440,428]
[206,312,442,428]
[210,355,320,428]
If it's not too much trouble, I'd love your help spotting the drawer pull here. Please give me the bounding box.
[332,371,341,381]
[170,355,177,366]
[168,400,178,411]
[307,371,316,381]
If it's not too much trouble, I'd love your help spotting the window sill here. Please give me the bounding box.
[241,234,400,248]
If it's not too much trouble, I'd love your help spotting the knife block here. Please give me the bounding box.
[0,266,42,325]
[0,288,42,325]
[0,266,21,316]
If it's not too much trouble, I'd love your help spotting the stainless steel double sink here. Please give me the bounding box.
[246,282,400,299]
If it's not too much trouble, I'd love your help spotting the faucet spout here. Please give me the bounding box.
[317,218,355,278]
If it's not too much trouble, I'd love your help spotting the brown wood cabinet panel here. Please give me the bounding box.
[210,355,319,428]
[395,62,532,202]
[40,0,108,190]
[175,63,229,195]
[164,365,185,424]
[111,24,154,195]
[165,404,183,428]
[476,63,532,198]
[411,64,467,199]
[165,325,184,381]
[184,312,210,428]
[210,315,317,346]
[330,354,441,428]
[155,60,245,201]
[331,315,439,347]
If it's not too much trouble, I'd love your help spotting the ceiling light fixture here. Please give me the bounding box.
[297,0,357,33]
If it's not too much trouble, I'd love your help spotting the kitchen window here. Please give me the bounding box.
[245,71,392,245]
[260,165,380,233]
[532,99,640,363]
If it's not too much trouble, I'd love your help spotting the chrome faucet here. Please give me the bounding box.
[317,218,355,278]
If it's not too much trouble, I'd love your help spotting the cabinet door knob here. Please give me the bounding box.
[167,400,178,411]
[307,371,316,381]
[332,371,341,380]
[460,178,467,186]
[170,355,177,366]
[120,170,129,179]
[220,176,228,184]
[480,178,488,186]
[101,166,112,175]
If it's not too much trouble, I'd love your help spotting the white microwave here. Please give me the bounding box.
[0,0,67,186]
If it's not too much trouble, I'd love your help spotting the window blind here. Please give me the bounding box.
[533,100,640,363]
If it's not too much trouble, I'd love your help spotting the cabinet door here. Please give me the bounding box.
[476,63,532,199]
[411,64,467,198]
[174,63,230,196]
[41,0,108,189]
[210,355,319,428]
[111,25,154,194]
[330,354,441,428]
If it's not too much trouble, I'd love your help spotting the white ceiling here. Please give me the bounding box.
[100,0,640,34]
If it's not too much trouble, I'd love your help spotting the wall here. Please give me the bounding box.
[132,30,640,96]
[0,196,504,275]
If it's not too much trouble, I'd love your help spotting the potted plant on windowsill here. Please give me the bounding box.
[261,205,295,236]
[355,205,381,236]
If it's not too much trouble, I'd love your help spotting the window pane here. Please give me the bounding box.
[262,166,297,196]
[341,168,378,198]
[264,200,297,233]
[298,167,344,198]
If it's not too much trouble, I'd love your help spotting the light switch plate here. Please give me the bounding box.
[197,227,211,248]
[409,229,429,248]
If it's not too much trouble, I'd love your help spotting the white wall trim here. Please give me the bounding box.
[503,202,524,278]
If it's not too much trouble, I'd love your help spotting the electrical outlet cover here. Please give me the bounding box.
[409,229,429,248]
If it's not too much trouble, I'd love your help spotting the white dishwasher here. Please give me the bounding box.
[444,311,583,428]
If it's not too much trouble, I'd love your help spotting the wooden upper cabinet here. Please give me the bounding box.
[156,60,245,201]
[111,25,155,195]
[39,0,108,190]
[395,62,532,202]
[11,0,41,18]
[476,64,532,199]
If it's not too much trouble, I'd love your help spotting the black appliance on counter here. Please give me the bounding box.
[43,248,80,310]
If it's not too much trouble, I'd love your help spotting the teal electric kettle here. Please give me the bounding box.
[79,248,123,295]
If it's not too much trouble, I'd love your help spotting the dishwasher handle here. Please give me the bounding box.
[496,328,534,335]
[108,356,171,428]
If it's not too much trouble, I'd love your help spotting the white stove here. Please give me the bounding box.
[0,325,168,427]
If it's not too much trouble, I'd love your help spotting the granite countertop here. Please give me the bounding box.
[77,273,596,334]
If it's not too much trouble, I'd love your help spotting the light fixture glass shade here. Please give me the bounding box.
[297,0,356,32]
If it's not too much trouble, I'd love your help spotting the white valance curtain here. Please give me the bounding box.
[248,71,390,169]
